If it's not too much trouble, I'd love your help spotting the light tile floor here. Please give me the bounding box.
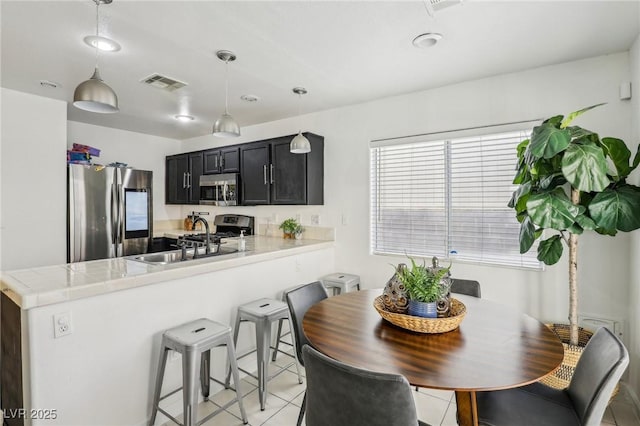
[163,344,640,426]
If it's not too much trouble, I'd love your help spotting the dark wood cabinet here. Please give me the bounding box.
[165,152,203,204]
[166,134,323,206]
[240,133,324,205]
[203,146,240,174]
[240,142,271,204]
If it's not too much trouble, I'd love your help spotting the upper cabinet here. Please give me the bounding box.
[240,133,324,205]
[165,152,203,204]
[203,146,240,174]
[165,133,323,206]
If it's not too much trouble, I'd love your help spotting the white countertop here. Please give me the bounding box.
[1,236,334,309]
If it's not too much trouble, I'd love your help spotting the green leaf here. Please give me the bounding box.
[575,214,597,231]
[560,103,606,128]
[568,223,584,235]
[595,227,618,236]
[528,123,571,159]
[567,126,596,140]
[537,235,563,265]
[601,137,631,178]
[539,173,566,190]
[544,115,564,127]
[633,145,640,169]
[508,182,531,210]
[519,216,536,254]
[516,139,529,159]
[526,188,581,230]
[513,163,531,185]
[561,143,610,192]
[589,185,640,232]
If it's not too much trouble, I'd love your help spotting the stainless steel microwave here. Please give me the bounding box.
[199,173,238,206]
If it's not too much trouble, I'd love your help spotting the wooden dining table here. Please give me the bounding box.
[302,289,564,426]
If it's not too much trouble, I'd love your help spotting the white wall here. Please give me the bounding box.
[0,89,67,270]
[628,33,640,399]
[67,121,182,222]
[183,52,634,333]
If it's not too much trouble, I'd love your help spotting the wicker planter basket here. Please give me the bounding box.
[373,296,466,334]
[541,323,619,400]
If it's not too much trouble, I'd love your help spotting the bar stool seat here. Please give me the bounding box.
[227,298,303,411]
[149,318,248,426]
[321,272,360,296]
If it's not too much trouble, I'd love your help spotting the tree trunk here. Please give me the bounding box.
[568,188,580,346]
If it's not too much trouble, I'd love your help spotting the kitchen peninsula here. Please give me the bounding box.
[1,235,335,426]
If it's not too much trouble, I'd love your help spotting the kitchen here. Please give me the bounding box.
[1,1,640,425]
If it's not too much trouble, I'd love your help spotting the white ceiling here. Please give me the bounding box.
[2,0,639,140]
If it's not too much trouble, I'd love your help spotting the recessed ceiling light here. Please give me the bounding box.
[83,35,121,52]
[240,94,260,103]
[412,32,443,48]
[174,114,194,122]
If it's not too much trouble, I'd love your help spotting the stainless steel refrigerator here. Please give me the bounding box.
[68,164,153,262]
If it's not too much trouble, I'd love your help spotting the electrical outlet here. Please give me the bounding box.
[341,214,348,226]
[311,214,320,225]
[53,312,73,338]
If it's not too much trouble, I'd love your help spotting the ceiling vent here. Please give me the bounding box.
[140,73,187,92]
[424,0,463,16]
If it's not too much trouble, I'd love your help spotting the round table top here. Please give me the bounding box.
[302,289,564,392]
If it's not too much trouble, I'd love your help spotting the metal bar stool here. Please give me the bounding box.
[321,272,360,296]
[226,298,303,411]
[149,318,248,426]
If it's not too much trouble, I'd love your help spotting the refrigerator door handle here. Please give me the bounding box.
[118,184,124,245]
[183,172,186,188]
[110,183,118,244]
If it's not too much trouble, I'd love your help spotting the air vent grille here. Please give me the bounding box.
[140,73,187,92]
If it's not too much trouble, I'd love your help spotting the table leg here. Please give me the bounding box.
[455,391,479,426]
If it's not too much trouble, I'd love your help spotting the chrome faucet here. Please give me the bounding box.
[192,217,211,257]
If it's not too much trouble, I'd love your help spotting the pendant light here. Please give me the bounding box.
[73,0,119,113]
[212,50,240,137]
[290,87,311,154]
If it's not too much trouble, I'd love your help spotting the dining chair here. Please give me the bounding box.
[302,345,429,426]
[475,327,629,426]
[285,281,329,426]
[450,278,481,298]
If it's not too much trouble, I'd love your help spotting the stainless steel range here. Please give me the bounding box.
[178,214,254,258]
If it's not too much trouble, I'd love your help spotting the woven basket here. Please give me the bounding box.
[541,323,619,400]
[373,296,466,334]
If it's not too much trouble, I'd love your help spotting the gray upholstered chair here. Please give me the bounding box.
[285,281,328,426]
[302,345,429,426]
[476,327,629,426]
[450,278,481,298]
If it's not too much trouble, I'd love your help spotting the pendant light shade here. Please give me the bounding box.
[213,113,240,137]
[213,50,240,137]
[290,87,310,154]
[73,0,118,114]
[73,67,118,113]
[290,131,311,154]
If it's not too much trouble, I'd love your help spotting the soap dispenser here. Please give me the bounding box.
[238,230,246,252]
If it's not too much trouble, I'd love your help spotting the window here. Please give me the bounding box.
[370,128,540,269]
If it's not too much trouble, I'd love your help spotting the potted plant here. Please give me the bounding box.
[396,256,451,318]
[509,104,640,349]
[279,218,301,239]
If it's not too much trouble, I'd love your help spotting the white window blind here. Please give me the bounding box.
[370,129,540,269]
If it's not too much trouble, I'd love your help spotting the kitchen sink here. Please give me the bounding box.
[133,251,190,265]
[130,246,239,265]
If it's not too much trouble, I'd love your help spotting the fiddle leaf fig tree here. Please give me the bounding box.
[509,104,640,345]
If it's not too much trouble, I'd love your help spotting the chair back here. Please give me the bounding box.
[451,278,481,298]
[567,327,629,426]
[302,345,420,426]
[285,281,328,366]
